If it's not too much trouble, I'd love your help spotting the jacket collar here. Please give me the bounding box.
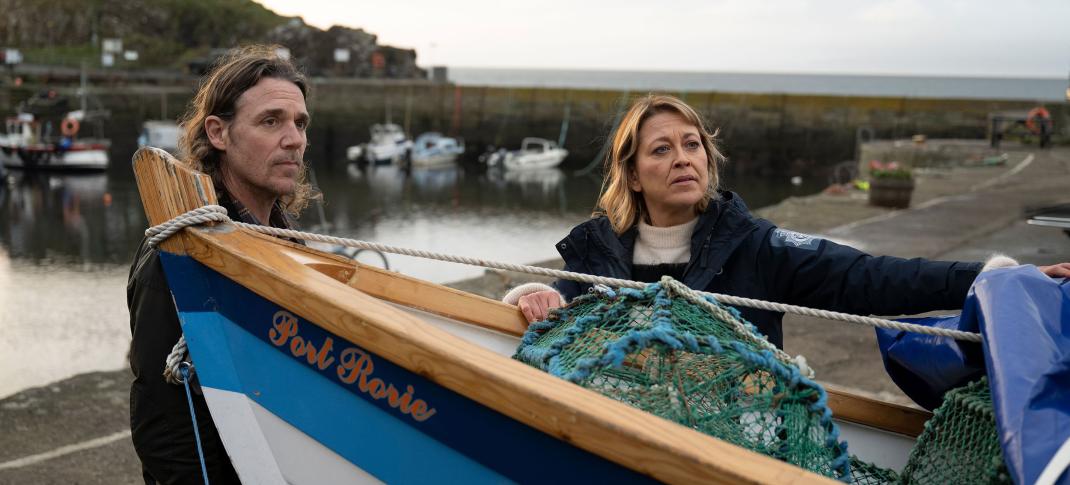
[216,188,304,245]
[216,188,294,229]
[563,190,757,286]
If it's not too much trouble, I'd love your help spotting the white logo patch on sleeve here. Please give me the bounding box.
[771,228,822,250]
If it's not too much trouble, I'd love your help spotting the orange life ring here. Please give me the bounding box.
[1026,107,1051,134]
[60,117,80,137]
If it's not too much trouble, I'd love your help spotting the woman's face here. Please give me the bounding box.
[629,111,709,226]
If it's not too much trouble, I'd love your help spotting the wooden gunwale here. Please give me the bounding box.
[826,388,929,437]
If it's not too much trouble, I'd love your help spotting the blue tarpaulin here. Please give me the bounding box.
[876,266,1070,485]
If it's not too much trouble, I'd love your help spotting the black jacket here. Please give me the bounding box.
[553,191,983,348]
[128,237,240,484]
[127,194,296,484]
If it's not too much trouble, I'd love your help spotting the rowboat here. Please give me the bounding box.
[134,147,931,484]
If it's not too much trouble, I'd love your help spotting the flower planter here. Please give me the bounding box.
[869,178,914,209]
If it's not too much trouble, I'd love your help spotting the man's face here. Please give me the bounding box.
[213,77,309,201]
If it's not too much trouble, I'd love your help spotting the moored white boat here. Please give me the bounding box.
[483,137,568,170]
[347,123,413,166]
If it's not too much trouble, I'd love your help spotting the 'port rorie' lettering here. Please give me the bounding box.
[269,310,437,422]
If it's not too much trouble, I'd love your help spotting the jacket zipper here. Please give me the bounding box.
[684,231,715,277]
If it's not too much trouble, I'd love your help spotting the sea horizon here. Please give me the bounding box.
[448,66,1068,102]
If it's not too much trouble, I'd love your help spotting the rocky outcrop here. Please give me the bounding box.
[0,0,424,79]
[266,20,423,79]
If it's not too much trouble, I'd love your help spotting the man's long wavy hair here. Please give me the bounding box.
[178,45,314,216]
[595,94,725,234]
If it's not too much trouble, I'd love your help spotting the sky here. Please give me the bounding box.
[256,0,1070,78]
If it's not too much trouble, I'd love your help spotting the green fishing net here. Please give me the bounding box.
[854,378,1011,485]
[849,456,901,485]
[512,279,1011,484]
[513,280,852,481]
[902,378,1011,484]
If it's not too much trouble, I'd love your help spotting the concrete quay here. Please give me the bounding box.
[2,143,1068,484]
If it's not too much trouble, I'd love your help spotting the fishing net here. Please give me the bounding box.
[513,278,1013,484]
[848,456,901,485]
[900,377,1011,484]
[513,279,852,481]
[848,377,1010,484]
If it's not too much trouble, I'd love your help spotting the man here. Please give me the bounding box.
[127,45,314,484]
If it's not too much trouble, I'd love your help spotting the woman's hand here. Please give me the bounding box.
[517,290,564,323]
[1038,262,1070,278]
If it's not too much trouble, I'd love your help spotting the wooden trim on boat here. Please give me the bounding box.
[826,387,930,438]
[133,147,219,255]
[133,148,853,484]
[267,242,530,338]
[344,259,530,338]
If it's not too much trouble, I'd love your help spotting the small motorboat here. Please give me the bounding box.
[346,123,412,166]
[1,112,110,171]
[410,132,464,168]
[482,137,568,170]
[0,89,110,172]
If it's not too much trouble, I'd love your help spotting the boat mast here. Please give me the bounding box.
[557,99,571,148]
[80,60,88,114]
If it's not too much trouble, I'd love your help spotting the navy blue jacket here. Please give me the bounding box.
[553,191,983,348]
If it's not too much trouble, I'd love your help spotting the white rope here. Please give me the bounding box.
[163,335,189,385]
[145,205,229,247]
[148,208,226,384]
[149,205,983,383]
[231,220,983,343]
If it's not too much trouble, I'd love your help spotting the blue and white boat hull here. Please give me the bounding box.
[163,253,654,484]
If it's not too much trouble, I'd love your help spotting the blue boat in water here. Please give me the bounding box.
[410,132,464,168]
[136,147,963,484]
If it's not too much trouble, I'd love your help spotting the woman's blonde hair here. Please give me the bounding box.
[178,44,316,216]
[595,94,725,234]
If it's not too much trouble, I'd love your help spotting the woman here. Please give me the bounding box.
[504,95,1070,349]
